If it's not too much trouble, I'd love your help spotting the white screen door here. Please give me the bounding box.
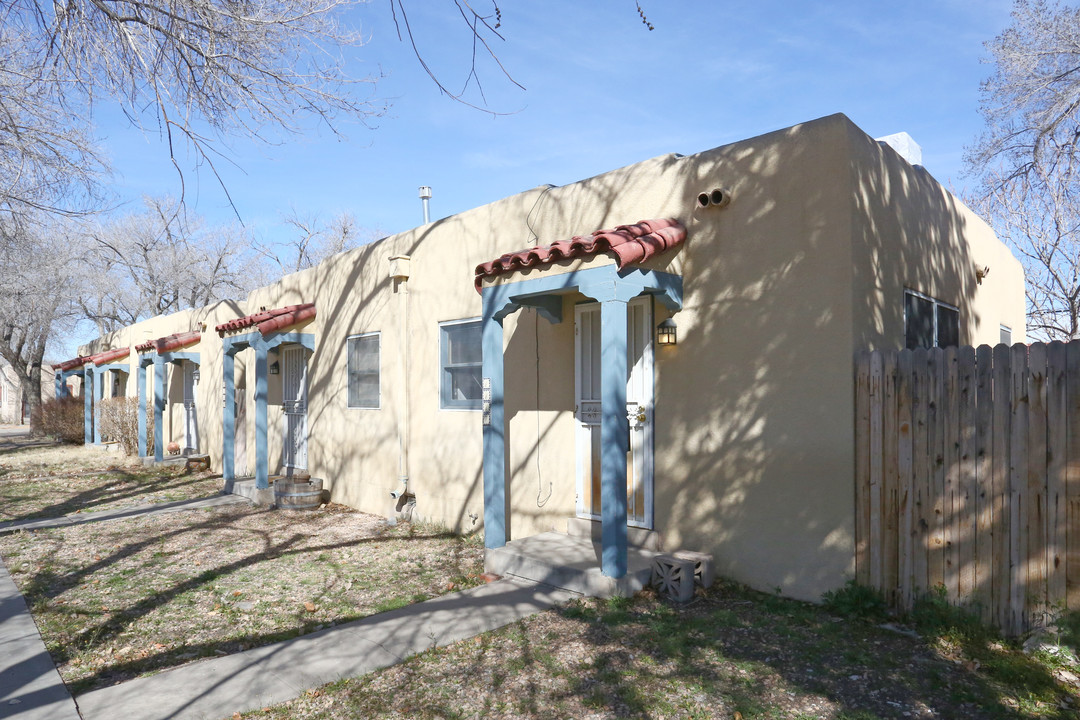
[182,362,198,453]
[282,346,308,471]
[574,296,654,529]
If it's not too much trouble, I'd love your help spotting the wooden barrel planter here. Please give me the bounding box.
[274,478,324,511]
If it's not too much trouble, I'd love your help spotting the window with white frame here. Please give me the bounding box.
[440,319,482,409]
[904,289,959,349]
[1000,325,1012,345]
[347,333,380,408]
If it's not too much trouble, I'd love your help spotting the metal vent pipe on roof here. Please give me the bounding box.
[419,186,432,224]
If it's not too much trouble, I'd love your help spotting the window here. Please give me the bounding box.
[1000,326,1012,345]
[347,333,380,408]
[440,319,482,409]
[904,289,959,349]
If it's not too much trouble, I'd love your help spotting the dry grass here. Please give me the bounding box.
[240,584,1080,720]
[0,444,222,522]
[0,504,484,695]
[0,444,485,695]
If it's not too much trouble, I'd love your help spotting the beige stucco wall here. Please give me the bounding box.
[75,113,1026,603]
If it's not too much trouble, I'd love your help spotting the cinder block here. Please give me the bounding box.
[651,554,695,603]
[672,549,715,588]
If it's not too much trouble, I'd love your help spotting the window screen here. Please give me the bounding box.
[347,334,380,408]
[441,320,482,409]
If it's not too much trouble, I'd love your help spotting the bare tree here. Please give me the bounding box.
[968,0,1080,188]
[79,196,257,334]
[966,1,1080,337]
[253,209,377,277]
[0,217,85,429]
[973,160,1080,339]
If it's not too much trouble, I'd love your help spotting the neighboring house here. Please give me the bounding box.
[61,114,1026,602]
[0,356,54,425]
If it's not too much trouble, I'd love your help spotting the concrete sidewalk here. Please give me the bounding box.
[0,560,80,720]
[0,495,250,535]
[76,577,577,720]
[0,491,579,720]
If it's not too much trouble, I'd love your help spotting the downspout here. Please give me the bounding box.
[389,256,412,504]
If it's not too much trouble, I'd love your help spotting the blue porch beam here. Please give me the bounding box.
[54,372,62,399]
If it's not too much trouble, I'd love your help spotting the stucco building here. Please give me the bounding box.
[63,114,1025,601]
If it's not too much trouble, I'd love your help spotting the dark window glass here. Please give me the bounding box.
[905,292,934,349]
[937,305,959,348]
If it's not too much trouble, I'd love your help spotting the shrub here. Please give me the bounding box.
[98,397,154,456]
[34,396,85,443]
[821,580,888,622]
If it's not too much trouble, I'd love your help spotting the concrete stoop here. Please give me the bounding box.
[225,477,276,506]
[485,531,658,598]
[139,453,210,469]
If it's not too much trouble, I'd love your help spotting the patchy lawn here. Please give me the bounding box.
[0,444,223,522]
[240,582,1080,720]
[0,503,485,695]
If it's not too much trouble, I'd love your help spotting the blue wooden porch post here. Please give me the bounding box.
[599,295,630,578]
[54,372,62,399]
[254,337,269,490]
[93,368,104,444]
[481,310,507,548]
[154,358,166,461]
[223,349,236,481]
[83,368,93,444]
[137,361,148,457]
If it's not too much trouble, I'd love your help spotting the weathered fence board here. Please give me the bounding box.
[856,340,1080,634]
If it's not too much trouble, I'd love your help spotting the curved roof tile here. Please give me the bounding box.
[474,218,686,293]
[136,331,201,355]
[215,303,316,337]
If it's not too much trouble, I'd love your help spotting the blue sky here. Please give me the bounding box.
[100,0,1015,266]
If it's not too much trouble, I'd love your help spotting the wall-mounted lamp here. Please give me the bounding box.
[657,318,678,347]
[192,368,200,383]
[269,361,280,375]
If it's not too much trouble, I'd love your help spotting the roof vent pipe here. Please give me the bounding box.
[418,186,432,224]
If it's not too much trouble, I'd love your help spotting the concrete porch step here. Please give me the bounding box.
[485,531,658,598]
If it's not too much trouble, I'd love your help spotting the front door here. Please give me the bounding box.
[574,296,654,529]
[281,346,308,472]
[182,362,198,453]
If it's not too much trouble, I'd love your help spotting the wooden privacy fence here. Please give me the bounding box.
[855,342,1080,635]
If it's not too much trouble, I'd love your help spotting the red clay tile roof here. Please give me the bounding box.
[91,347,130,366]
[215,303,316,337]
[136,331,201,355]
[474,218,686,293]
[57,356,92,372]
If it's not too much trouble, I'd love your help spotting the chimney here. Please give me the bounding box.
[875,132,923,166]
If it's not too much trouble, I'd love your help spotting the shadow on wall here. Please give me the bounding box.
[229,115,991,603]
[649,116,984,601]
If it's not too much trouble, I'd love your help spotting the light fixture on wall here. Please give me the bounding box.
[269,361,280,375]
[192,368,200,383]
[657,318,678,347]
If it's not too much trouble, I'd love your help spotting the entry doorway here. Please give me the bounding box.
[574,296,654,529]
[182,362,199,454]
[281,346,308,472]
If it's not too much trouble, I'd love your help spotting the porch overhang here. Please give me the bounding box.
[477,228,685,581]
[219,315,316,491]
[135,333,203,461]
